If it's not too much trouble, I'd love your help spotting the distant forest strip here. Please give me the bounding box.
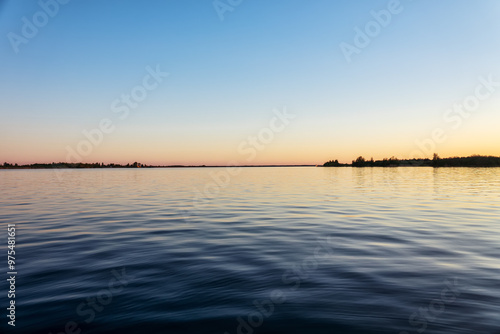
[323,155,500,167]
[0,162,153,169]
[0,162,314,169]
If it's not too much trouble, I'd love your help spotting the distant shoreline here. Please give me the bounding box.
[323,155,500,168]
[0,163,316,169]
[2,155,500,169]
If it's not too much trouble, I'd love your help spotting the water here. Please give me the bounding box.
[0,167,499,334]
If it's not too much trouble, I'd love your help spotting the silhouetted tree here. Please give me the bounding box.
[352,156,366,167]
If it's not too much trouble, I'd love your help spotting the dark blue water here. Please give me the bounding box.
[1,167,499,334]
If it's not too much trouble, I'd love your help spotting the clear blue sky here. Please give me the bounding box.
[1,0,499,165]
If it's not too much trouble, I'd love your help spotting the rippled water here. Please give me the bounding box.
[0,167,499,334]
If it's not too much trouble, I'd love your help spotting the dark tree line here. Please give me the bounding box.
[431,154,500,167]
[1,162,146,169]
[323,155,500,167]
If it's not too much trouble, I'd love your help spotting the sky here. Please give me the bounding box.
[1,0,499,165]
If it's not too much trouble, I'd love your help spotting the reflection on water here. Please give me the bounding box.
[0,167,499,333]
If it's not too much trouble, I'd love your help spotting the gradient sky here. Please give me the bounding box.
[1,0,499,165]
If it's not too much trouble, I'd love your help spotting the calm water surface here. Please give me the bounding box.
[0,167,499,334]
